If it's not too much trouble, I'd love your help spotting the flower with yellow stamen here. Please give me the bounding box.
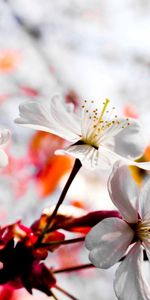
[15,95,150,170]
[85,163,150,300]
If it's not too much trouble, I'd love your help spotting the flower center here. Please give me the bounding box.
[135,219,150,242]
[81,99,131,149]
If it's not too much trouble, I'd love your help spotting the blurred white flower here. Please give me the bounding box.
[15,95,150,170]
[0,129,10,168]
[85,162,150,300]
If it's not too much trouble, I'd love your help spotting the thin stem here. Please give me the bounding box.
[37,159,82,244]
[51,290,59,300]
[55,285,79,300]
[48,159,81,225]
[54,263,94,274]
[41,236,85,247]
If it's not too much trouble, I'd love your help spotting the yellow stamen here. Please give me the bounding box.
[87,99,110,144]
[81,98,131,149]
[135,220,150,242]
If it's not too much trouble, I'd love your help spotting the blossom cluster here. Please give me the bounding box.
[1,95,150,299]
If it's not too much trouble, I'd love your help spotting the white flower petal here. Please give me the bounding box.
[0,129,10,168]
[131,161,150,170]
[56,144,116,170]
[56,142,150,171]
[114,119,146,160]
[56,144,97,169]
[85,217,134,269]
[0,149,8,167]
[100,118,130,141]
[114,242,150,300]
[138,179,150,219]
[0,129,11,147]
[108,162,139,223]
[100,146,150,171]
[15,96,81,142]
[50,95,81,136]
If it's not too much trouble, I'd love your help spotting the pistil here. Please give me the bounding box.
[97,98,110,125]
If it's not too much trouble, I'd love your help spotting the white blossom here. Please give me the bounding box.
[0,129,10,167]
[15,95,150,170]
[85,162,150,300]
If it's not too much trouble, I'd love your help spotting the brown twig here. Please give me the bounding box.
[54,263,94,274]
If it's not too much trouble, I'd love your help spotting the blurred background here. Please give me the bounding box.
[0,0,150,299]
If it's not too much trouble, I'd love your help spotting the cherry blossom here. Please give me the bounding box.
[86,162,150,300]
[15,96,150,170]
[0,129,10,168]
